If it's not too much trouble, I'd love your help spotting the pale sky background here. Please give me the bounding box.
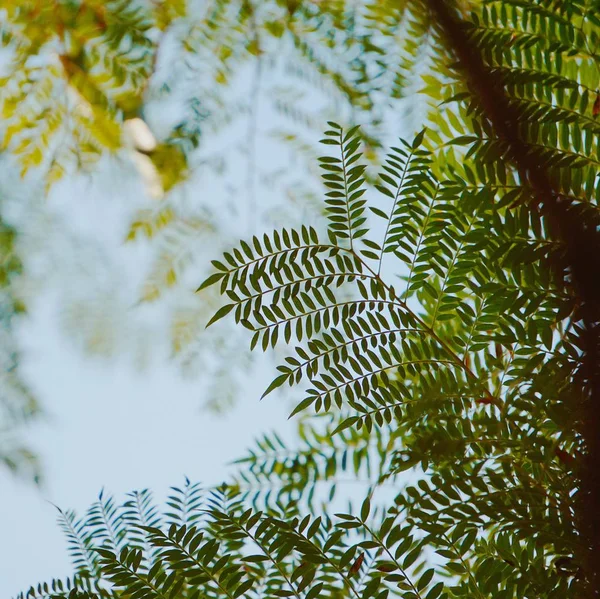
[0,18,413,595]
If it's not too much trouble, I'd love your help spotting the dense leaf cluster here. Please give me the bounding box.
[199,117,581,596]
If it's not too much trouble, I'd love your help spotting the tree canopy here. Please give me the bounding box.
[5,0,600,597]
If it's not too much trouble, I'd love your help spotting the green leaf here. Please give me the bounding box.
[289,396,315,418]
[197,272,225,291]
[360,497,371,521]
[206,303,235,328]
[332,417,358,434]
[412,128,426,149]
[261,374,289,399]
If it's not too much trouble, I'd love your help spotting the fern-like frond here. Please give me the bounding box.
[199,116,583,593]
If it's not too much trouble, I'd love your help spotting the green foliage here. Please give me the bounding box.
[12,0,600,596]
[196,118,581,595]
[18,480,441,599]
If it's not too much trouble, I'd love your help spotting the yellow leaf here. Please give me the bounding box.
[165,268,177,286]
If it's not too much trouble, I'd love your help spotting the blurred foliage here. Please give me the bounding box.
[0,216,40,482]
[0,0,184,180]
